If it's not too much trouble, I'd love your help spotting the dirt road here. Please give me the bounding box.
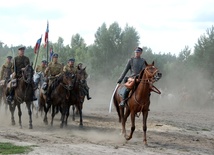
[0,81,213,155]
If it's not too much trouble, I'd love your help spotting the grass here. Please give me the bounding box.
[0,142,33,154]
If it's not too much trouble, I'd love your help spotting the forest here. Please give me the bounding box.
[0,22,214,102]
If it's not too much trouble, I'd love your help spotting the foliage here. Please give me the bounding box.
[0,142,33,154]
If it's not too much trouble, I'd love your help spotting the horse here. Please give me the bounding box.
[69,68,86,126]
[113,61,161,145]
[0,68,12,110]
[41,72,74,128]
[6,64,35,129]
[33,71,45,117]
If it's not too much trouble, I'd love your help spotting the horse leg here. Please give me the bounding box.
[9,103,16,125]
[77,105,83,126]
[126,111,135,141]
[51,105,56,126]
[17,104,22,129]
[72,105,75,121]
[60,107,66,128]
[65,106,70,126]
[122,107,130,137]
[142,110,148,145]
[26,102,33,129]
[43,103,51,125]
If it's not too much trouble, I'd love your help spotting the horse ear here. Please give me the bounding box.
[83,67,86,70]
[145,61,148,66]
[152,61,154,66]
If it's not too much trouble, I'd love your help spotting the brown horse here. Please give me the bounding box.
[6,64,35,129]
[113,61,161,145]
[40,72,74,128]
[70,68,86,126]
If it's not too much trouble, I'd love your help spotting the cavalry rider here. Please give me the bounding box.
[0,56,13,82]
[117,47,146,107]
[35,60,47,73]
[43,53,63,103]
[6,46,37,102]
[63,58,77,74]
[76,63,92,100]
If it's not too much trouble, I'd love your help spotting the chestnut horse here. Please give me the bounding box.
[113,61,161,145]
[41,72,74,128]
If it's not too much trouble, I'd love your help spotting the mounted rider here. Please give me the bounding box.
[6,46,37,102]
[43,53,63,103]
[76,63,92,100]
[35,60,47,73]
[63,58,77,74]
[0,56,13,82]
[117,47,146,107]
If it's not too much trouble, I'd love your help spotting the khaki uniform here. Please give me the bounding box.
[36,65,47,74]
[45,61,63,84]
[14,56,30,78]
[0,62,13,80]
[63,64,77,74]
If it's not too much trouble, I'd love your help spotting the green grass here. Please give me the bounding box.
[0,142,33,154]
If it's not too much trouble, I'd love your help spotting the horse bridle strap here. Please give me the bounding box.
[60,83,72,90]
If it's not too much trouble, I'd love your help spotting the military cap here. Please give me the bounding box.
[135,47,143,52]
[7,56,12,59]
[18,46,26,50]
[68,58,75,62]
[52,53,58,58]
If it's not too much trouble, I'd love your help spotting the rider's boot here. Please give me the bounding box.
[119,88,130,107]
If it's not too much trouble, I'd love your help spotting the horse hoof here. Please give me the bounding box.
[60,124,63,128]
[20,126,22,129]
[29,125,33,129]
[79,124,83,127]
[11,122,15,126]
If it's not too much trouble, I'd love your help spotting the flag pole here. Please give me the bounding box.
[46,21,49,64]
[34,35,42,71]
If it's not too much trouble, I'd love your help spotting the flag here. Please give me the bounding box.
[44,21,49,48]
[49,47,54,61]
[34,37,42,54]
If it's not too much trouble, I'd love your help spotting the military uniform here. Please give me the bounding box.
[43,58,63,102]
[14,55,30,78]
[117,47,145,107]
[36,65,47,74]
[0,62,13,80]
[63,64,77,74]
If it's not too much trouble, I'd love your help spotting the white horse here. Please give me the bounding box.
[33,72,45,117]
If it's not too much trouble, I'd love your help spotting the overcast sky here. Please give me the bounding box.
[0,0,214,56]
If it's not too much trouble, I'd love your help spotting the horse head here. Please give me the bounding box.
[139,61,161,83]
[33,71,45,87]
[76,67,86,84]
[61,72,74,90]
[22,64,34,84]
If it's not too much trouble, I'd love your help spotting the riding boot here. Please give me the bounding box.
[119,88,130,107]
[86,89,92,100]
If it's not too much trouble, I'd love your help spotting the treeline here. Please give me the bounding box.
[0,23,214,91]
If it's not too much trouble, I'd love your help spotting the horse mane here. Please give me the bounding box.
[50,73,64,91]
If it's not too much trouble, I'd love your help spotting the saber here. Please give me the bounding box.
[109,83,119,113]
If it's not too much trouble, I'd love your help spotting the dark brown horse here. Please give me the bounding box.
[6,64,34,129]
[41,72,73,128]
[70,68,86,126]
[113,61,161,145]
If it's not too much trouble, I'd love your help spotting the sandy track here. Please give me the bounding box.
[0,83,214,155]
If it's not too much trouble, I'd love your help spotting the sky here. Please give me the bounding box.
[0,0,214,56]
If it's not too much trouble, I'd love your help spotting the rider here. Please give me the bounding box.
[76,63,92,100]
[6,46,37,102]
[44,53,63,103]
[117,47,146,107]
[63,58,77,74]
[0,56,13,82]
[35,60,47,73]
